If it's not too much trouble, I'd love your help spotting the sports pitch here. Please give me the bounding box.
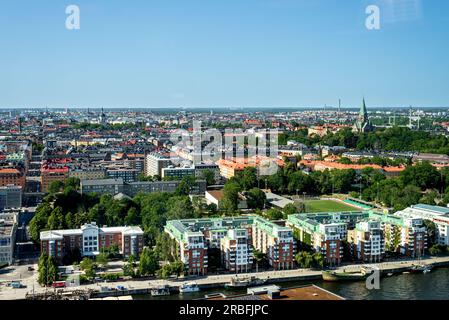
[304,200,359,213]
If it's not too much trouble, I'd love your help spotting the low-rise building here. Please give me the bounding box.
[41,166,69,193]
[40,222,144,262]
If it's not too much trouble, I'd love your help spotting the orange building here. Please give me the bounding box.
[0,168,26,189]
[217,156,285,179]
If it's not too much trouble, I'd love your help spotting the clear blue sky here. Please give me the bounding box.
[1,0,448,109]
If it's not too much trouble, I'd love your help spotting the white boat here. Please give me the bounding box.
[179,282,200,293]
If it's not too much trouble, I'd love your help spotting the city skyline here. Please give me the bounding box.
[1,0,449,108]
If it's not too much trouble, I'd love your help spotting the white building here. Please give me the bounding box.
[396,204,449,246]
[0,212,18,266]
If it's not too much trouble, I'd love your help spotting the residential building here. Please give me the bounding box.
[106,167,139,183]
[395,204,449,246]
[252,216,296,270]
[0,185,22,209]
[0,213,17,266]
[80,178,124,195]
[287,214,345,265]
[40,222,144,262]
[220,228,253,273]
[0,168,26,189]
[41,166,69,193]
[144,152,172,177]
[161,166,195,179]
[69,167,107,181]
[194,163,220,183]
[347,220,385,262]
[370,212,427,257]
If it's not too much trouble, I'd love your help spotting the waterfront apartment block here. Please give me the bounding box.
[395,204,449,246]
[287,214,345,265]
[164,216,294,274]
[370,212,427,257]
[40,222,144,262]
[251,216,296,270]
[221,228,253,273]
[347,220,385,262]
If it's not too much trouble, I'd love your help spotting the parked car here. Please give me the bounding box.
[27,266,34,271]
[116,285,126,291]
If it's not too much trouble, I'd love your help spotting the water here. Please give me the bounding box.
[134,267,449,300]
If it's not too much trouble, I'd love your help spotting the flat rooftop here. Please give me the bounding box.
[205,285,344,301]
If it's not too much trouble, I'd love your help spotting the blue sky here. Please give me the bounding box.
[1,0,448,109]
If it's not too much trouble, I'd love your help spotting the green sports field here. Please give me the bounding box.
[304,200,359,213]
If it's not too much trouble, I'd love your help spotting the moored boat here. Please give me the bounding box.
[322,267,374,282]
[225,276,266,289]
[179,282,200,293]
[151,285,171,296]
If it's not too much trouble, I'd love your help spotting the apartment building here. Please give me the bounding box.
[395,204,449,246]
[0,168,26,189]
[69,167,107,181]
[347,220,385,262]
[370,212,427,257]
[161,166,195,179]
[106,167,139,183]
[0,185,22,210]
[80,178,207,197]
[144,152,173,177]
[194,163,220,183]
[164,217,256,275]
[41,166,69,193]
[40,222,144,262]
[252,216,296,270]
[287,214,345,265]
[0,213,17,266]
[221,228,253,273]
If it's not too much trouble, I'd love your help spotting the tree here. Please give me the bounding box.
[48,180,65,194]
[312,252,324,269]
[246,188,266,210]
[200,169,216,186]
[38,254,48,286]
[80,257,96,279]
[122,256,136,277]
[96,252,109,269]
[220,182,241,213]
[265,208,283,220]
[139,248,159,276]
[295,251,313,268]
[176,176,196,196]
[166,196,195,220]
[282,203,297,217]
[400,161,440,190]
[236,167,257,190]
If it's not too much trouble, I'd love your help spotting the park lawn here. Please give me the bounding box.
[304,200,359,213]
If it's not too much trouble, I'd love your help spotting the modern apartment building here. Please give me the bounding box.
[40,222,144,262]
[144,152,173,177]
[252,216,296,270]
[161,166,195,179]
[194,163,220,183]
[347,220,385,262]
[287,214,345,265]
[165,216,292,274]
[370,212,427,257]
[106,167,139,183]
[395,204,449,246]
[220,228,253,273]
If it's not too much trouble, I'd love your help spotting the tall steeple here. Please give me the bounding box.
[353,98,373,133]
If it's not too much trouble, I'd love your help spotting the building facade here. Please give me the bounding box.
[40,222,144,262]
[347,220,385,262]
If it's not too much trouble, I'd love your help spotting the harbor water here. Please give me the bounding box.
[133,267,449,300]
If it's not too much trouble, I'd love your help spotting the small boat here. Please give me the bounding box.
[151,285,170,296]
[225,276,266,289]
[179,282,200,293]
[410,264,433,274]
[387,272,394,277]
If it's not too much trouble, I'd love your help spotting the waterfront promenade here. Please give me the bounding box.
[1,255,449,300]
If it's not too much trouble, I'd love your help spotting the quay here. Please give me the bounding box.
[2,256,449,300]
